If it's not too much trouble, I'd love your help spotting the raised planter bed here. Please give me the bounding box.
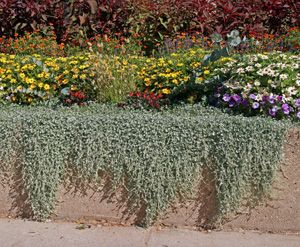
[1,130,299,233]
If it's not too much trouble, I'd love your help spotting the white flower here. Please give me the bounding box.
[255,63,262,68]
[245,66,254,72]
[236,68,245,73]
[254,80,261,86]
[256,94,263,101]
[258,54,268,60]
[286,86,297,96]
[296,80,300,86]
[279,74,288,80]
[244,83,253,91]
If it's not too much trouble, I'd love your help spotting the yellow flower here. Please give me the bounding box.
[183,76,189,82]
[79,74,87,79]
[38,82,44,88]
[25,77,34,84]
[172,79,179,85]
[62,79,69,84]
[17,86,23,91]
[191,62,201,69]
[204,70,210,75]
[71,85,78,91]
[44,84,50,90]
[72,74,79,79]
[29,84,36,91]
[10,78,17,83]
[70,60,78,65]
[27,97,33,103]
[195,77,204,84]
[162,88,171,94]
[19,73,25,79]
[177,63,184,67]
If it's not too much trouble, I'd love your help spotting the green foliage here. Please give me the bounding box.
[0,104,289,226]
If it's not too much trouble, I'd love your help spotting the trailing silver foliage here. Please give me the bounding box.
[0,104,290,225]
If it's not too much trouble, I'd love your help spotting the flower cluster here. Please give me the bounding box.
[215,53,300,99]
[0,31,65,57]
[221,92,300,119]
[0,53,95,104]
[121,91,164,110]
[203,52,300,118]
[136,48,207,95]
[61,89,88,106]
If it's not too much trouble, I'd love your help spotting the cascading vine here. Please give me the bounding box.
[0,104,289,226]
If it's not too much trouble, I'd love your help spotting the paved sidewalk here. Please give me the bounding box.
[0,219,299,247]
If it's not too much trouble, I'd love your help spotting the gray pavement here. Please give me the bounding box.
[0,219,299,247]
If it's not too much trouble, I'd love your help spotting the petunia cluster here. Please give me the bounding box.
[203,51,300,120]
[220,92,300,119]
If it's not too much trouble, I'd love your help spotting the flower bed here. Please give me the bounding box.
[201,52,300,119]
[0,53,95,104]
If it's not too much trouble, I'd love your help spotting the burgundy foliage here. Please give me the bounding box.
[0,0,298,42]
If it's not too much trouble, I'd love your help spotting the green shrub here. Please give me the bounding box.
[0,104,290,226]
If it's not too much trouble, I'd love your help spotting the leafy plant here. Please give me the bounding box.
[0,104,289,226]
[190,0,299,36]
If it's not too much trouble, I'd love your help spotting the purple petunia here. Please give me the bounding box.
[282,103,290,115]
[252,102,260,109]
[222,94,231,102]
[297,112,300,119]
[249,94,257,100]
[295,99,300,107]
[262,95,269,102]
[229,100,235,108]
[241,99,249,107]
[232,94,242,103]
[268,95,276,104]
[269,106,278,117]
[277,95,283,102]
